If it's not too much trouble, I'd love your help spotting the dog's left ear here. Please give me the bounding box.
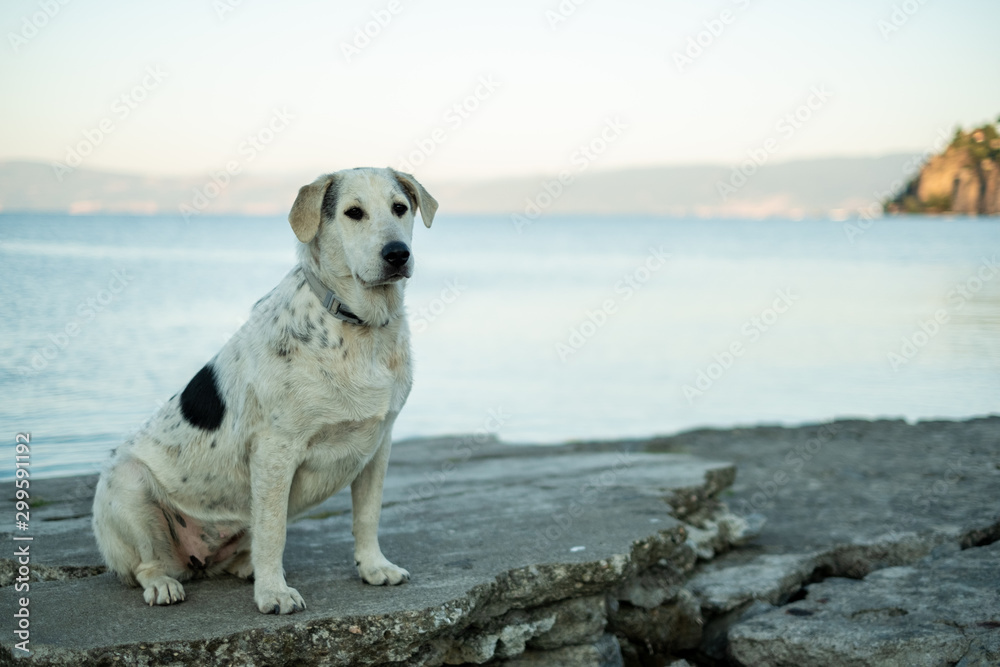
[391,169,438,228]
[289,174,335,243]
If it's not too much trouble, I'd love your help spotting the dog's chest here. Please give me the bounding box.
[301,330,409,422]
[269,292,412,423]
[289,416,385,507]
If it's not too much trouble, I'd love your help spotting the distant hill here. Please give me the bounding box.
[887,119,1000,216]
[436,155,918,219]
[0,155,921,219]
[0,161,307,218]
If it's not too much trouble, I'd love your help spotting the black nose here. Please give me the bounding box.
[381,241,410,268]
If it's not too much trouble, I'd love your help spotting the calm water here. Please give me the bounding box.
[2,214,998,480]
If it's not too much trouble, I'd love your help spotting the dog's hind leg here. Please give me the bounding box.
[218,538,254,580]
[92,458,188,605]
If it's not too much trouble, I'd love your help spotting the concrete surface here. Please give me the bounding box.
[3,416,998,666]
[0,437,735,666]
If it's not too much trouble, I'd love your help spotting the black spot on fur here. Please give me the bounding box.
[180,365,226,431]
[339,336,344,346]
[342,348,349,359]
[174,513,187,528]
[211,439,217,448]
[161,509,179,543]
[320,175,342,221]
[320,332,330,348]
[290,328,312,344]
[182,476,188,483]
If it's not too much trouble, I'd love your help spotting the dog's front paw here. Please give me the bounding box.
[254,583,306,614]
[357,555,409,586]
[143,575,185,606]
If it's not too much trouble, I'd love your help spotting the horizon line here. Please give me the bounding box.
[0,151,926,185]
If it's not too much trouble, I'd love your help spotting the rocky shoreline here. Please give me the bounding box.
[2,416,998,666]
[887,119,1000,216]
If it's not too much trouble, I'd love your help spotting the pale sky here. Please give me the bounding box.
[2,0,998,182]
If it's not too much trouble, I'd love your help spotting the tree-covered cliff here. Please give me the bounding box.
[887,117,1000,216]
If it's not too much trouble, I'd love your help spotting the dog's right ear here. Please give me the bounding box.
[289,174,335,243]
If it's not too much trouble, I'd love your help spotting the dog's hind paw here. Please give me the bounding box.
[142,576,185,606]
[358,556,409,586]
[255,584,305,614]
[224,551,254,580]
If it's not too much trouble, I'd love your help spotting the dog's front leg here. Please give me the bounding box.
[250,440,306,614]
[351,432,409,585]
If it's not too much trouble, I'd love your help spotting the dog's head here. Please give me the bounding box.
[289,168,437,290]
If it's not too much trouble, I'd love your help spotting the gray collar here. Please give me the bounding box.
[302,267,365,326]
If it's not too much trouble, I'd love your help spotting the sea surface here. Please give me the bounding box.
[2,213,998,480]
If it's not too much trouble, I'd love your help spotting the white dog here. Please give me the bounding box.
[92,167,437,614]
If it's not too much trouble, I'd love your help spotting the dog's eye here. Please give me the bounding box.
[344,207,364,221]
[392,203,408,217]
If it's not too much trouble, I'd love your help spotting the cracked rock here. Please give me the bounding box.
[728,540,1000,667]
[500,633,623,667]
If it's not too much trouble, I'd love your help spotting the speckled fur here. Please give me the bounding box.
[92,168,437,614]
